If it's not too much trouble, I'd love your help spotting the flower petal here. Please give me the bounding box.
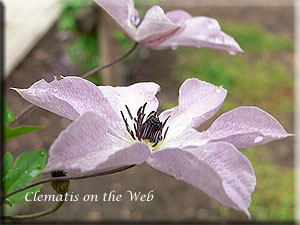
[11,76,119,122]
[138,6,183,48]
[161,128,209,150]
[99,82,160,118]
[160,78,227,139]
[93,0,139,41]
[147,142,256,215]
[154,16,243,54]
[45,111,151,173]
[165,10,192,24]
[205,106,291,148]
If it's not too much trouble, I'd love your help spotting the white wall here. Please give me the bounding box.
[4,0,62,77]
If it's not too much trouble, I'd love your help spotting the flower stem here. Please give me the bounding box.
[3,194,65,220]
[8,42,139,126]
[9,104,35,127]
[81,42,138,78]
[3,165,135,200]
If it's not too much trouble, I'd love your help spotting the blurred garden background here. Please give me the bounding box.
[4,0,295,223]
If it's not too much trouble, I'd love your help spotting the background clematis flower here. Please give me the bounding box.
[93,0,243,54]
[12,76,291,216]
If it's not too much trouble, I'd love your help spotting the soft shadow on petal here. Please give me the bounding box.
[205,106,292,148]
[138,5,183,48]
[159,78,227,140]
[93,0,139,41]
[45,111,151,173]
[154,16,243,54]
[147,142,256,215]
[161,128,209,150]
[11,76,116,121]
[99,82,160,117]
[165,10,192,24]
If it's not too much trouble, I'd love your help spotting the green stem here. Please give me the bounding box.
[3,194,65,220]
[81,42,138,78]
[9,104,35,127]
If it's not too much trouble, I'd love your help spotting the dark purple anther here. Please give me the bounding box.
[120,103,169,147]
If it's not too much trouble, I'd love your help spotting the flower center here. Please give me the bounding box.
[120,103,170,148]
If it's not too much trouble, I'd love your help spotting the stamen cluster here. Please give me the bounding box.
[121,103,170,147]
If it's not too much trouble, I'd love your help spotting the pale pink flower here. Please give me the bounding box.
[94,0,243,54]
[12,76,290,216]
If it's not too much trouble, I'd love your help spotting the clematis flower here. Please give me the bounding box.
[94,0,243,54]
[12,76,290,216]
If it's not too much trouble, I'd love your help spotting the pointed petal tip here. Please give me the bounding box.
[10,87,27,96]
[244,208,251,220]
[230,48,244,55]
[9,87,20,92]
[227,42,244,55]
[206,106,291,148]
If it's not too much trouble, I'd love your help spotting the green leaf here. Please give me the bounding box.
[4,199,13,207]
[1,150,47,204]
[3,98,14,125]
[5,110,14,125]
[4,126,44,141]
[2,152,14,192]
[3,98,45,141]
[4,198,29,206]
[3,152,13,175]
[10,184,43,202]
[3,199,28,206]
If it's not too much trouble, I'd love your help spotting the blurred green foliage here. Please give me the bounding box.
[114,30,133,54]
[58,0,89,31]
[171,21,294,221]
[134,0,160,8]
[174,49,293,115]
[244,148,294,221]
[58,0,101,85]
[67,34,100,80]
[173,22,294,115]
[221,22,293,53]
